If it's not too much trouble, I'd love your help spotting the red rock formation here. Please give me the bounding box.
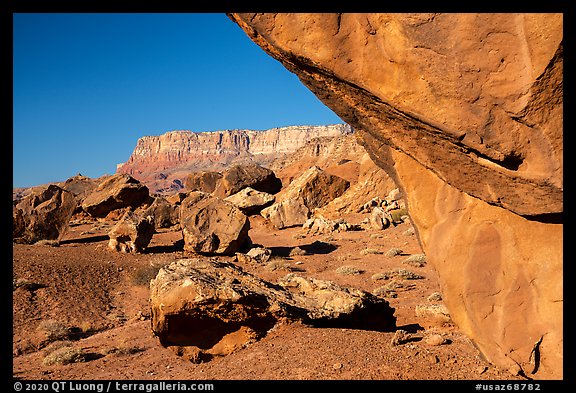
[229,13,563,379]
[117,124,353,194]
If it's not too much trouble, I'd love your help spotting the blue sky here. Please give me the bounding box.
[13,13,342,188]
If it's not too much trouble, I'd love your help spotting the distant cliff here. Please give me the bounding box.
[116,124,353,194]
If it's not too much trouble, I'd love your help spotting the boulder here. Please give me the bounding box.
[179,191,250,255]
[81,174,149,218]
[229,13,563,379]
[141,197,179,228]
[213,163,282,198]
[150,258,395,362]
[185,171,223,194]
[369,207,391,230]
[224,187,275,215]
[261,166,349,229]
[13,184,77,244]
[108,211,155,253]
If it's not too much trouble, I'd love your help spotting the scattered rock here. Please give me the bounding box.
[358,197,384,213]
[179,191,250,255]
[385,188,402,203]
[81,174,150,218]
[303,216,359,235]
[415,304,452,326]
[108,211,155,253]
[369,207,390,230]
[236,247,272,264]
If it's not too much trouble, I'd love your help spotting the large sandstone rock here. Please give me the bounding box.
[185,171,223,194]
[213,163,282,198]
[261,166,350,229]
[81,174,150,218]
[150,258,395,362]
[179,192,250,255]
[230,13,562,219]
[141,196,179,229]
[13,184,77,244]
[229,13,563,379]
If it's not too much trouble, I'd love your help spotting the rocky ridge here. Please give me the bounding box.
[116,124,353,194]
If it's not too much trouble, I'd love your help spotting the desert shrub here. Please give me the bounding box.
[390,268,424,280]
[37,320,70,342]
[385,248,403,257]
[372,286,398,298]
[360,248,383,255]
[403,253,426,267]
[42,346,85,366]
[335,265,363,275]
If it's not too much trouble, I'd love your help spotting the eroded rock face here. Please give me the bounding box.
[81,174,150,218]
[229,13,563,379]
[179,192,250,255]
[150,258,395,362]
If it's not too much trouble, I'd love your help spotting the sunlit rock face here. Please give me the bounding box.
[229,13,563,379]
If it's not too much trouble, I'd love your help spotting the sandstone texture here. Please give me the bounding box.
[107,211,155,253]
[179,192,250,255]
[230,13,563,379]
[224,187,275,215]
[141,197,179,229]
[118,124,352,194]
[149,258,395,362]
[13,184,77,244]
[81,174,150,218]
[212,163,282,198]
[261,166,350,229]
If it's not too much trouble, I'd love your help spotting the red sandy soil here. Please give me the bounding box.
[13,213,521,381]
